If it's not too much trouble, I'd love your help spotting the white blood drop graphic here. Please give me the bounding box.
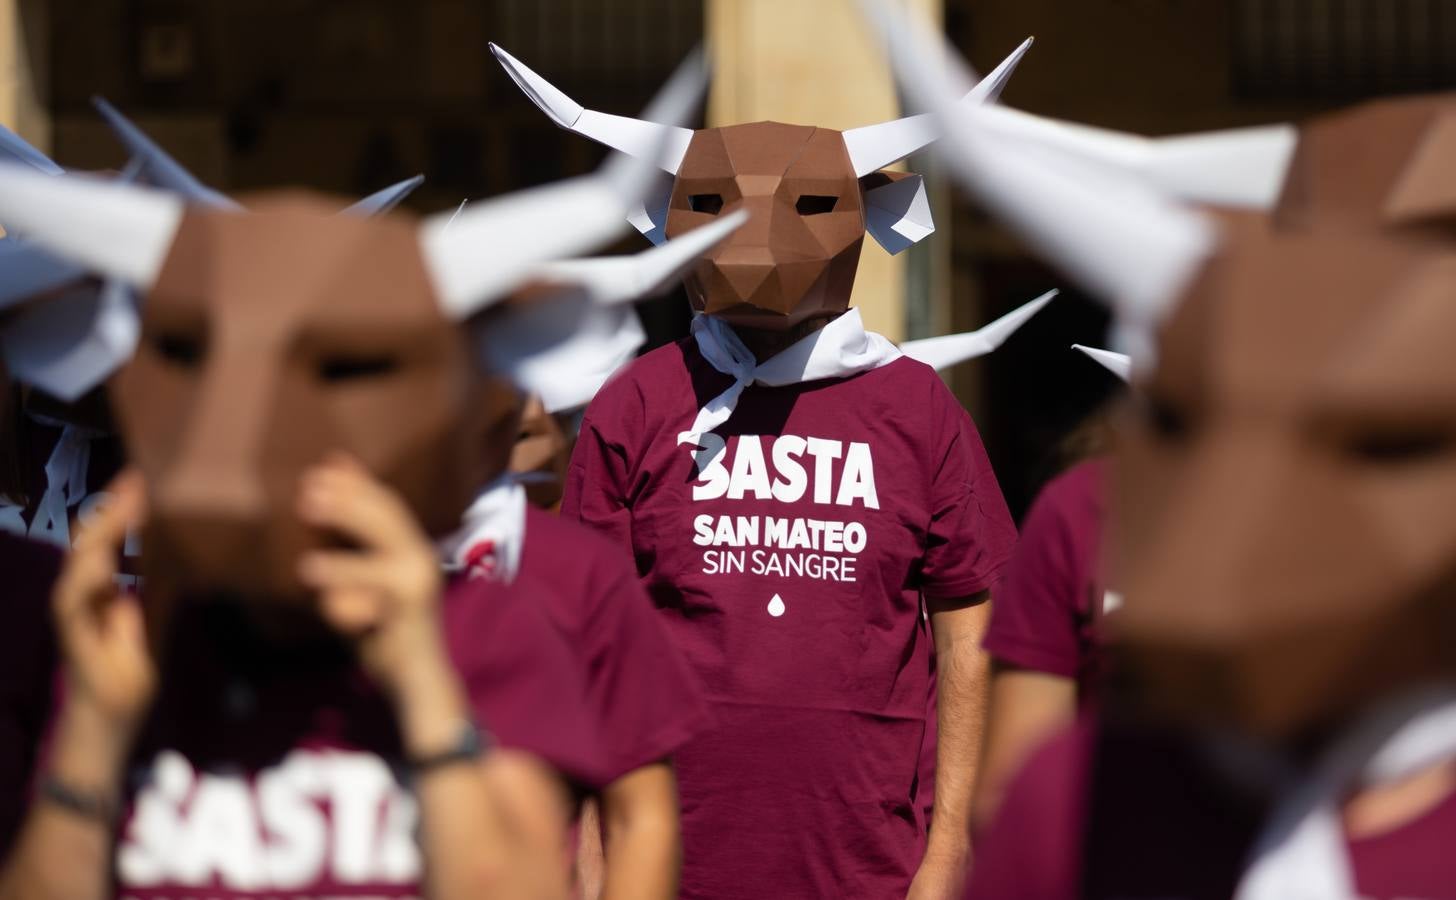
[768,594,786,617]
[1102,590,1123,614]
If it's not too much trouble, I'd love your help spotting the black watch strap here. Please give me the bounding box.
[407,718,491,775]
[39,775,118,824]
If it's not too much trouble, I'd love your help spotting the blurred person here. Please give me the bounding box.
[972,353,1126,832]
[0,114,437,862]
[468,229,760,900]
[508,390,697,900]
[0,464,591,900]
[0,72,692,890]
[494,42,1034,899]
[0,372,65,863]
[972,457,1107,835]
[868,13,1456,894]
[0,123,134,858]
[965,198,1456,896]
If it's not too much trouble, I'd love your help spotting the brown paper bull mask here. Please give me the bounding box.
[1112,213,1456,741]
[865,4,1456,744]
[491,40,1030,331]
[115,194,520,604]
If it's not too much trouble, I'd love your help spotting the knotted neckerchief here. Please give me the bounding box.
[676,309,902,455]
[1235,686,1456,900]
[437,477,526,584]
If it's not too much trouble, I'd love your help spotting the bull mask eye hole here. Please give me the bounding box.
[318,355,399,383]
[153,331,205,368]
[1341,427,1456,466]
[688,194,724,215]
[1143,393,1193,443]
[795,194,838,215]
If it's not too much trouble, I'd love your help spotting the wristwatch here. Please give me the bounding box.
[406,718,492,775]
[39,775,118,824]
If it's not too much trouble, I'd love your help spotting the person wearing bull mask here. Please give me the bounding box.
[454,220,752,900]
[490,41,1039,898]
[0,75,696,895]
[865,6,1456,896]
[0,110,436,862]
[970,347,1127,833]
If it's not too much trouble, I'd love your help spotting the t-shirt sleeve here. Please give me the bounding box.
[919,386,1017,600]
[444,576,611,790]
[561,388,640,553]
[579,553,711,781]
[983,484,1084,679]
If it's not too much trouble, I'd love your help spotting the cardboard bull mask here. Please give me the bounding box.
[0,72,693,618]
[491,40,1030,331]
[1105,100,1456,739]
[866,3,1456,743]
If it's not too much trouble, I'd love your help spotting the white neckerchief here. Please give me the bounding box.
[1234,685,1456,900]
[677,309,902,449]
[437,477,526,584]
[29,425,93,547]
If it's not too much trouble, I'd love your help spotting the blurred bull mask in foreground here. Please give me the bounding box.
[865,1,1456,743]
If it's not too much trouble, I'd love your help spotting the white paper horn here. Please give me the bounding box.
[969,104,1296,210]
[858,0,1217,328]
[93,97,242,210]
[841,36,1033,177]
[899,289,1057,370]
[342,174,426,217]
[1072,343,1132,382]
[532,209,748,307]
[0,163,184,290]
[491,42,697,174]
[423,47,709,317]
[0,123,64,176]
[0,240,87,309]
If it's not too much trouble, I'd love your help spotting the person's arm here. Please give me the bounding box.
[298,455,568,900]
[971,663,1076,833]
[598,761,681,900]
[0,474,154,900]
[907,592,992,900]
[975,465,1101,833]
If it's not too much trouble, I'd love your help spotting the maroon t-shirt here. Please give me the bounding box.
[110,572,608,899]
[966,717,1456,900]
[983,459,1107,695]
[519,507,710,782]
[0,533,59,858]
[562,337,1017,898]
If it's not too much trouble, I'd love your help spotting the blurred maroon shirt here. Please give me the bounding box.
[563,339,1017,898]
[95,572,606,899]
[967,716,1456,900]
[983,459,1108,695]
[520,506,710,782]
